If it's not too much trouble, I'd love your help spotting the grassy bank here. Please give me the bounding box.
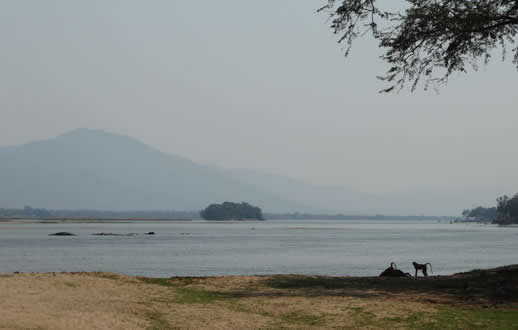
[1,266,517,329]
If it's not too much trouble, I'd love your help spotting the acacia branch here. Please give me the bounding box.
[321,0,518,92]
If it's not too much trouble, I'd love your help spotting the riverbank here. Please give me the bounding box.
[0,217,193,224]
[1,266,517,329]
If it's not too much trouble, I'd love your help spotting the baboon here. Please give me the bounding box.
[379,262,412,277]
[412,261,433,277]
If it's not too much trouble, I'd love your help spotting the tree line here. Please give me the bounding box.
[462,193,518,225]
[495,193,518,225]
[0,206,199,220]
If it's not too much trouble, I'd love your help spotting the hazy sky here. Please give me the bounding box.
[1,1,517,212]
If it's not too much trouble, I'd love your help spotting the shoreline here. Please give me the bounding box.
[0,217,193,224]
[1,265,517,329]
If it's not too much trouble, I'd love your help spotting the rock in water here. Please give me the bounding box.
[49,232,76,236]
[92,232,156,236]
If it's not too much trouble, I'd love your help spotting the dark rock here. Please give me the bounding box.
[92,232,155,236]
[49,232,76,236]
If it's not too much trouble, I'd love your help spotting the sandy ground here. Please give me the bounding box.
[1,270,517,330]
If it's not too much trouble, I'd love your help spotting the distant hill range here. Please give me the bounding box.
[0,129,307,212]
[0,128,455,215]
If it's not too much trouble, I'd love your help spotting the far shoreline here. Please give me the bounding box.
[0,217,193,223]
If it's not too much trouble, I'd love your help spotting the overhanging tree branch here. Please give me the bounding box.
[320,0,518,92]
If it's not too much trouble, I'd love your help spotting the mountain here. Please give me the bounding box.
[223,168,381,214]
[0,129,460,215]
[0,129,309,212]
[222,169,444,216]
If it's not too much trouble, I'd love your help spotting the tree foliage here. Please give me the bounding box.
[495,193,518,224]
[320,0,518,92]
[200,202,264,221]
[461,206,497,221]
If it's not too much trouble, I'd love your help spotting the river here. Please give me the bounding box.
[0,219,515,277]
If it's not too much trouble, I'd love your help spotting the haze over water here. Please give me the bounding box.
[1,1,517,215]
[1,220,515,278]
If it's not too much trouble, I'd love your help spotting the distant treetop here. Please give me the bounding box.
[200,202,264,221]
[495,193,518,225]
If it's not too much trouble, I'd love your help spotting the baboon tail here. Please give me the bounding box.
[390,262,398,270]
[426,263,433,274]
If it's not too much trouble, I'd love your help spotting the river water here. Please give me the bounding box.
[0,220,515,277]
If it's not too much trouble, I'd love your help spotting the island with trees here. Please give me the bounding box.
[200,202,264,221]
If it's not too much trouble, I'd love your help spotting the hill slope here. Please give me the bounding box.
[0,129,308,212]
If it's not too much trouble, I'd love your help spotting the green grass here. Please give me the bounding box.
[63,281,79,288]
[90,272,120,280]
[422,307,518,330]
[138,277,194,287]
[130,268,518,329]
[279,311,326,327]
[266,265,518,304]
[347,306,379,328]
[263,269,518,330]
[344,307,518,329]
[138,276,237,305]
[138,275,243,305]
[174,287,234,304]
[145,311,173,330]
